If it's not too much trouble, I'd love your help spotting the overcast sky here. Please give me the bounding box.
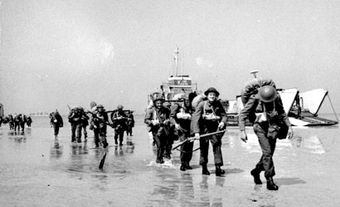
[1,0,340,115]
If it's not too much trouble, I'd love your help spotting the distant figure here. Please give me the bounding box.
[91,104,109,148]
[0,116,3,127]
[50,110,63,139]
[26,116,32,127]
[14,114,24,133]
[111,105,127,146]
[81,110,89,142]
[125,110,135,136]
[68,107,84,143]
[8,114,14,130]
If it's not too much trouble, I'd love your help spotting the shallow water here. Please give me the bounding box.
[0,116,340,206]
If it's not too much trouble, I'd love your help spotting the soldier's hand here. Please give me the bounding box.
[152,120,159,125]
[287,126,294,140]
[240,130,248,143]
[175,123,180,130]
[218,122,225,130]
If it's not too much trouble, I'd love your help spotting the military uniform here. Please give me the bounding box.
[126,112,135,136]
[111,109,127,146]
[91,106,109,148]
[68,108,83,143]
[50,111,63,137]
[145,105,171,164]
[239,92,291,186]
[191,99,227,168]
[170,101,194,170]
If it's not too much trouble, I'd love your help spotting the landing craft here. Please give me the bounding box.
[222,71,338,127]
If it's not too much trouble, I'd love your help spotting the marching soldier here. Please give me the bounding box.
[239,85,293,190]
[111,105,127,146]
[170,93,196,171]
[125,110,135,136]
[191,87,227,176]
[68,107,83,143]
[91,104,109,148]
[144,93,171,164]
[50,110,63,139]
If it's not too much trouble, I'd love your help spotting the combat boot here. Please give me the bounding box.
[180,164,186,171]
[266,177,279,191]
[215,165,225,176]
[185,163,192,170]
[250,168,262,184]
[202,164,210,175]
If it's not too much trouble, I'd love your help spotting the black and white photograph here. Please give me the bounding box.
[0,0,340,206]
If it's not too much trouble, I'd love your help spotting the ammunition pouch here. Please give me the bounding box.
[267,122,289,139]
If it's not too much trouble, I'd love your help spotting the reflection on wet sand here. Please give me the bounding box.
[1,117,340,207]
[50,138,63,159]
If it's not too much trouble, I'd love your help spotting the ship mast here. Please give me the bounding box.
[174,47,179,76]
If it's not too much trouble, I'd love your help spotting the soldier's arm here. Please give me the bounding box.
[239,95,257,131]
[144,109,153,126]
[276,95,291,126]
[191,101,204,134]
[169,104,180,125]
[217,101,228,126]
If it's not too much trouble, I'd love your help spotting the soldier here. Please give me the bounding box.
[26,116,32,127]
[68,107,83,143]
[191,87,227,176]
[91,104,109,148]
[50,110,63,139]
[14,114,24,133]
[125,110,135,136]
[8,114,14,130]
[144,93,171,164]
[239,85,293,190]
[111,105,127,146]
[81,110,89,142]
[170,93,196,171]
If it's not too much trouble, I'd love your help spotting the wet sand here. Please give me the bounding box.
[0,116,339,207]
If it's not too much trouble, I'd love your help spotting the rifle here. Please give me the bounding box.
[172,130,226,150]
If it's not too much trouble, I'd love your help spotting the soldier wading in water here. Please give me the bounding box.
[239,85,293,190]
[144,93,171,164]
[191,87,227,176]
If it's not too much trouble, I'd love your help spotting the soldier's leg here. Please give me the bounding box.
[211,135,223,166]
[179,133,187,170]
[153,134,163,163]
[83,126,88,140]
[94,128,100,147]
[71,124,76,142]
[76,124,82,143]
[54,125,59,137]
[256,132,275,178]
[211,134,225,176]
[200,137,210,175]
[114,129,119,145]
[119,130,124,146]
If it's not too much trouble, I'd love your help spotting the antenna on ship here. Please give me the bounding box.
[174,47,179,76]
[250,70,259,78]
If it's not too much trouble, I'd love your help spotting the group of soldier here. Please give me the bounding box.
[49,102,135,148]
[0,114,32,133]
[145,78,294,191]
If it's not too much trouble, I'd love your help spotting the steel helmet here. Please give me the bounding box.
[152,92,165,102]
[97,104,104,108]
[204,87,220,97]
[258,85,277,103]
[117,105,124,110]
